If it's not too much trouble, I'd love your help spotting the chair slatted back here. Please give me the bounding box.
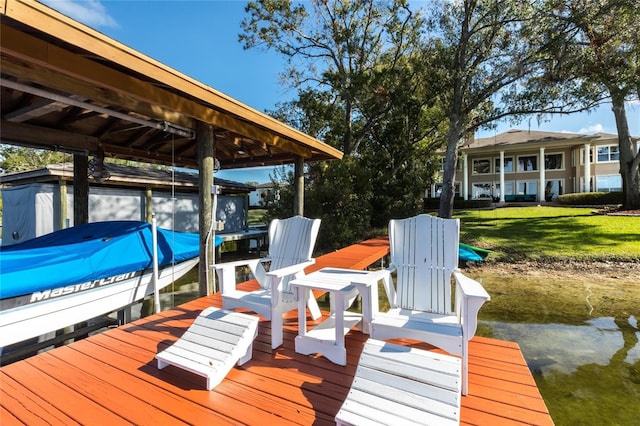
[262,216,321,294]
[389,214,459,314]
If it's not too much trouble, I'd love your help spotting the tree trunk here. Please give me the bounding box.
[343,98,353,155]
[611,96,640,210]
[439,3,470,219]
[438,120,462,218]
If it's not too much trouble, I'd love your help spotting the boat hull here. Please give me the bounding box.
[0,257,198,348]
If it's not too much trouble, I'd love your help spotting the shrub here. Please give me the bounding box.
[423,197,493,210]
[557,192,623,206]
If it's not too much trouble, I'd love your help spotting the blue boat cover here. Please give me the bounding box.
[0,221,222,299]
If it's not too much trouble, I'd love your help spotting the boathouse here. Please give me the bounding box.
[0,162,261,248]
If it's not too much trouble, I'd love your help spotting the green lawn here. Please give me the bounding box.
[455,206,640,262]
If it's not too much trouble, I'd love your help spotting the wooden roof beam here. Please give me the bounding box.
[1,120,195,167]
[3,97,61,122]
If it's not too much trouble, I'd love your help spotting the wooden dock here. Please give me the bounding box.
[0,237,552,425]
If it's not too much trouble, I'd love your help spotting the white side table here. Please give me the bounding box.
[290,267,390,365]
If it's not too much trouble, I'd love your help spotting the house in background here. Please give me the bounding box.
[429,129,634,203]
[249,182,283,207]
[0,162,258,246]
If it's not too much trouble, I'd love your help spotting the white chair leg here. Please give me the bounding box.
[238,327,258,365]
[238,343,253,366]
[271,313,284,349]
[461,341,469,395]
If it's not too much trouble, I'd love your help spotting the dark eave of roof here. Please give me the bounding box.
[0,162,255,193]
[461,129,623,153]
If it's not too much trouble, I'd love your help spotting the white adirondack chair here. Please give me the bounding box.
[212,216,322,349]
[370,214,490,395]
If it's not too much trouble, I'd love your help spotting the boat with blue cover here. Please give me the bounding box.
[0,221,221,348]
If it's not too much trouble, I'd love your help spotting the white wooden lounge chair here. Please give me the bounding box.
[212,215,322,349]
[155,307,259,390]
[335,339,462,426]
[370,214,490,395]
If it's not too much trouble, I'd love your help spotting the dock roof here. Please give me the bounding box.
[1,0,343,170]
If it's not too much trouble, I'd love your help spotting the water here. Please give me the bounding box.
[467,271,640,426]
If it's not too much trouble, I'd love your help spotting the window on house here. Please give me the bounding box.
[578,147,594,165]
[492,182,515,199]
[472,183,493,199]
[597,145,619,162]
[544,153,563,170]
[596,175,622,192]
[517,180,538,195]
[518,155,538,171]
[472,159,491,174]
[495,157,514,173]
[544,180,563,200]
[502,181,514,196]
[433,182,462,198]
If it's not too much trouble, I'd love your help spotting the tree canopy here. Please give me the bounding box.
[517,0,640,208]
[240,0,639,249]
[0,146,67,173]
[241,0,426,155]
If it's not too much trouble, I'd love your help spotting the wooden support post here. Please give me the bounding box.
[145,187,153,223]
[68,154,89,343]
[73,154,89,225]
[294,155,304,216]
[58,178,67,230]
[198,121,214,296]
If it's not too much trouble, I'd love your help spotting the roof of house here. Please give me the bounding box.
[0,162,255,193]
[462,129,622,153]
[0,0,343,170]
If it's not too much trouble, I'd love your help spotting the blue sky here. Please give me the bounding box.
[41,0,639,184]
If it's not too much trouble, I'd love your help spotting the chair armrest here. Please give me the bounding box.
[211,258,261,294]
[454,270,490,300]
[210,258,261,271]
[453,269,490,340]
[265,259,316,279]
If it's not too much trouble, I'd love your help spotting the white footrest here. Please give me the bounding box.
[335,339,462,426]
[156,307,259,390]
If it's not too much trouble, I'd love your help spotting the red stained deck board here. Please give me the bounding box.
[65,333,302,425]
[0,372,79,426]
[1,237,553,425]
[1,359,125,425]
[24,350,188,426]
[0,406,22,426]
[46,343,228,425]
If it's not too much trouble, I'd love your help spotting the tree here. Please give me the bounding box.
[358,51,446,226]
[0,145,169,175]
[524,0,640,209]
[240,0,424,156]
[426,0,543,218]
[242,0,444,248]
[0,145,67,173]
